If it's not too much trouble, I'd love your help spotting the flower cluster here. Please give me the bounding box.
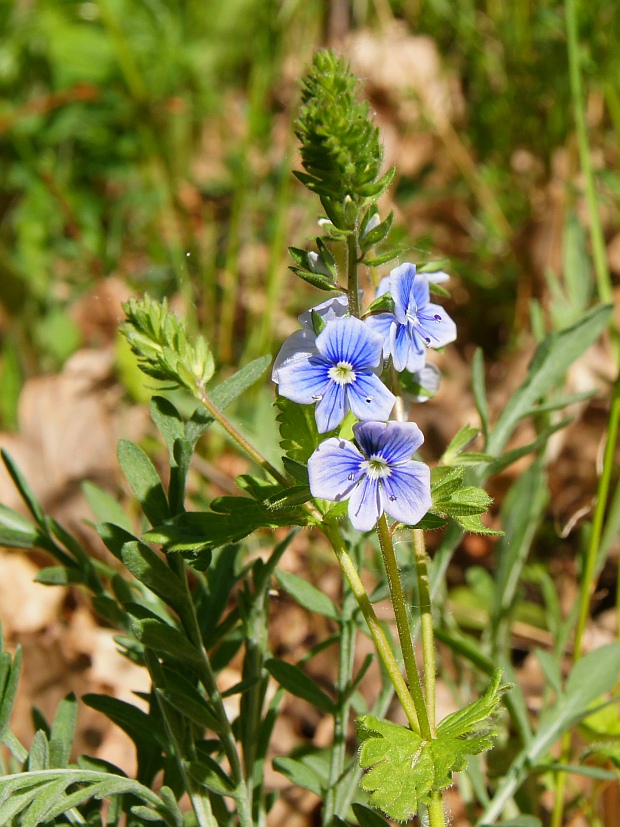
[273,262,456,531]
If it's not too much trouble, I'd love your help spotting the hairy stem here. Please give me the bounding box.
[376,514,431,738]
[196,386,289,487]
[346,231,361,317]
[322,521,421,734]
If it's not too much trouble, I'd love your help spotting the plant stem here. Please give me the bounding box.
[322,521,421,734]
[413,529,438,736]
[346,231,361,317]
[324,599,357,826]
[195,386,289,487]
[376,514,431,739]
[565,0,612,306]
[170,554,254,827]
[551,3,618,823]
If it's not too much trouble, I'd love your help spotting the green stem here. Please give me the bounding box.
[322,521,421,734]
[196,386,289,487]
[324,601,357,825]
[413,529,437,737]
[346,231,361,317]
[170,554,254,827]
[574,373,620,659]
[551,3,618,822]
[566,0,613,306]
[376,514,431,739]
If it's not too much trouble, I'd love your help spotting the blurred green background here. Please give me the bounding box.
[1,0,618,429]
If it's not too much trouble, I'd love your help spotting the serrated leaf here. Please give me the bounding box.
[265,659,336,713]
[358,673,505,821]
[276,397,322,464]
[275,570,340,620]
[407,512,448,531]
[454,514,503,535]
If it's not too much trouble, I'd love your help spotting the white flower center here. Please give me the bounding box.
[362,454,392,480]
[328,361,356,385]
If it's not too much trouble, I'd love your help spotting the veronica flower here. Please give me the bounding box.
[274,316,395,433]
[272,295,350,383]
[365,263,456,373]
[308,421,431,531]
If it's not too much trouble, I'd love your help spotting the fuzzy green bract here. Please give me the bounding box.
[357,671,508,821]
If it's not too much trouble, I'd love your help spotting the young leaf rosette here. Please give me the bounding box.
[308,420,431,531]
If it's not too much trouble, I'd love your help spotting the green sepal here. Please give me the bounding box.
[311,309,327,335]
[365,293,395,316]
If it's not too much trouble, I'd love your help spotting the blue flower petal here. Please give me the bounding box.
[382,461,432,526]
[412,272,430,309]
[364,313,395,358]
[417,302,457,348]
[308,437,364,501]
[298,295,351,330]
[354,421,424,465]
[348,474,382,532]
[315,380,347,433]
[272,328,318,383]
[276,354,329,404]
[317,317,383,369]
[347,373,395,422]
[390,323,415,372]
[405,331,427,373]
[389,263,417,324]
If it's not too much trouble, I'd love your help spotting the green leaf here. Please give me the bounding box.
[441,425,480,465]
[34,567,84,586]
[265,659,336,714]
[276,396,324,464]
[453,514,503,535]
[272,756,325,797]
[352,802,391,827]
[131,618,202,664]
[27,731,50,772]
[290,266,337,290]
[187,757,236,796]
[0,503,40,548]
[82,481,133,532]
[209,354,273,412]
[275,570,340,620]
[118,440,170,526]
[145,497,307,558]
[49,694,78,769]
[82,694,165,750]
[1,450,46,526]
[158,667,222,733]
[120,541,186,611]
[487,303,613,456]
[282,457,310,484]
[360,211,394,254]
[357,673,506,821]
[97,521,140,561]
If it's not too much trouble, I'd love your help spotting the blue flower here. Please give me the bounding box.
[308,420,431,531]
[272,295,351,384]
[274,316,395,433]
[365,263,456,373]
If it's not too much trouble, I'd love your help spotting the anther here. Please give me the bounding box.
[434,314,442,322]
[365,396,373,403]
[348,472,355,480]
[389,495,397,501]
[312,394,323,401]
